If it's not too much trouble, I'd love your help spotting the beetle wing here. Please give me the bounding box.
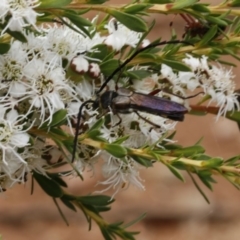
[129,92,187,121]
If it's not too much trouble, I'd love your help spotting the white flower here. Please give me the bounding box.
[133,73,159,93]
[23,57,73,124]
[0,109,30,166]
[105,19,142,51]
[183,54,239,118]
[0,41,28,97]
[1,0,41,34]
[96,154,145,198]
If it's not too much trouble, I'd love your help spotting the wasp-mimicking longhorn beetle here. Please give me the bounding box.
[72,40,192,162]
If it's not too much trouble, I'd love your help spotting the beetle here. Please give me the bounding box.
[96,87,187,122]
[71,40,192,162]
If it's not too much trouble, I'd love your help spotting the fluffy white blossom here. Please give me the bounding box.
[96,154,145,198]
[1,0,41,34]
[105,18,142,51]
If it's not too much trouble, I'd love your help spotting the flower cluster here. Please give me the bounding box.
[0,4,239,197]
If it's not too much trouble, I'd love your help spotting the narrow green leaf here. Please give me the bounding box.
[197,171,215,191]
[64,11,92,26]
[162,59,191,71]
[131,155,153,167]
[225,155,240,165]
[47,173,68,187]
[100,227,112,240]
[108,10,148,32]
[201,158,223,167]
[87,129,103,139]
[171,0,198,10]
[33,171,63,198]
[126,70,152,79]
[188,171,210,204]
[50,128,69,137]
[0,43,10,54]
[123,213,146,228]
[5,29,27,42]
[231,0,240,6]
[124,4,152,14]
[113,135,129,144]
[40,109,67,129]
[198,25,218,46]
[87,118,105,132]
[63,11,92,37]
[144,0,172,3]
[166,164,185,182]
[53,198,69,226]
[172,145,205,157]
[61,197,77,212]
[40,0,72,8]
[100,59,120,76]
[206,16,229,26]
[191,3,210,12]
[90,44,111,60]
[104,144,127,158]
[79,195,113,206]
[88,0,107,3]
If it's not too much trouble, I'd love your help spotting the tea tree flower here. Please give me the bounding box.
[97,154,145,198]
[0,109,30,166]
[105,18,142,51]
[1,0,40,34]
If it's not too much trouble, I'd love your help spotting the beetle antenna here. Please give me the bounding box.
[72,99,95,163]
[97,40,192,94]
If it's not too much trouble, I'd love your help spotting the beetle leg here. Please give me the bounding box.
[112,113,122,127]
[134,111,161,128]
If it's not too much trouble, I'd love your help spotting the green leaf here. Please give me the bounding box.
[201,158,223,167]
[197,171,216,191]
[166,164,185,182]
[88,0,107,3]
[108,10,148,32]
[87,118,105,132]
[5,29,27,42]
[162,59,191,71]
[170,0,198,10]
[191,3,210,12]
[124,4,152,14]
[62,11,92,37]
[188,171,210,204]
[0,43,10,54]
[64,11,92,26]
[226,110,240,122]
[104,144,127,158]
[47,172,68,187]
[40,0,72,8]
[90,44,111,60]
[79,195,114,206]
[131,155,153,167]
[231,0,240,7]
[113,135,129,144]
[40,109,67,129]
[198,25,218,46]
[50,128,69,137]
[206,16,228,26]
[33,171,63,198]
[61,197,77,212]
[100,59,120,76]
[126,70,152,79]
[87,129,103,139]
[172,145,205,157]
[144,0,172,3]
